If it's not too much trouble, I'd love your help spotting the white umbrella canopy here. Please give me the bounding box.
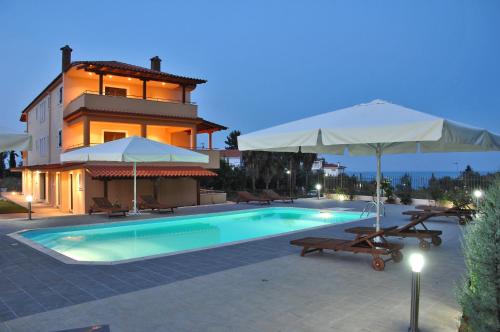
[0,127,32,152]
[61,136,209,213]
[238,100,500,229]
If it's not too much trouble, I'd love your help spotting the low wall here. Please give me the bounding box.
[200,192,227,205]
[326,193,452,207]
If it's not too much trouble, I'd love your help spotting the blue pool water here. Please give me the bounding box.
[20,208,369,263]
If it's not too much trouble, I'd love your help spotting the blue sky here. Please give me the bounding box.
[1,0,499,171]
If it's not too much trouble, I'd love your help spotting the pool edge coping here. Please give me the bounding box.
[8,207,375,266]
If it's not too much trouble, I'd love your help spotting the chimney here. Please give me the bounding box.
[60,45,73,72]
[150,56,161,71]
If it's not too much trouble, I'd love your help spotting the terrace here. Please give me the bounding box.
[0,199,463,331]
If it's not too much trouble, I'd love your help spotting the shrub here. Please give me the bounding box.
[381,178,396,203]
[428,173,444,202]
[395,173,412,205]
[457,177,500,332]
[444,187,472,208]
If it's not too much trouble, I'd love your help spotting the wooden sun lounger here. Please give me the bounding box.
[345,212,442,250]
[89,197,128,217]
[262,189,294,203]
[140,195,176,213]
[404,204,475,225]
[235,191,270,205]
[290,230,403,271]
[415,204,475,224]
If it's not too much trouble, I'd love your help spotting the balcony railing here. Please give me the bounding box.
[64,92,198,120]
[82,90,196,105]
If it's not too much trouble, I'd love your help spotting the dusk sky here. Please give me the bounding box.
[1,0,499,171]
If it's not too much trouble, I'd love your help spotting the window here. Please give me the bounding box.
[103,131,126,143]
[58,129,62,148]
[105,87,127,97]
[58,87,63,104]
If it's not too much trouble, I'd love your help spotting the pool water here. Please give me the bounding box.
[20,208,369,263]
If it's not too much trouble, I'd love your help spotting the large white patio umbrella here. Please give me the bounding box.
[0,127,32,152]
[238,99,500,230]
[61,136,209,214]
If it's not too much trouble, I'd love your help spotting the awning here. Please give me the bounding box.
[86,165,217,179]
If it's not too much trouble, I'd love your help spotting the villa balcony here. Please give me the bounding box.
[64,91,198,121]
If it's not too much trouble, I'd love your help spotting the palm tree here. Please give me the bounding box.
[242,151,259,191]
[260,152,278,189]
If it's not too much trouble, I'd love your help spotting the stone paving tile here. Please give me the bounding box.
[0,201,426,322]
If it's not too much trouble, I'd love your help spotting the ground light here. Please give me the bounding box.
[473,189,482,208]
[409,253,424,332]
[315,183,322,200]
[26,195,33,220]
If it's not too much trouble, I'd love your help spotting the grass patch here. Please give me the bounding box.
[0,200,28,214]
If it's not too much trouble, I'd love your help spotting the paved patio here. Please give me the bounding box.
[0,199,464,332]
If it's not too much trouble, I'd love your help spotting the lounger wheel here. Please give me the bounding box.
[371,257,385,271]
[419,240,430,251]
[431,236,442,246]
[391,251,403,263]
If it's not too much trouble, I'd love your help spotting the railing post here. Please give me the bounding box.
[98,73,103,95]
[142,80,147,99]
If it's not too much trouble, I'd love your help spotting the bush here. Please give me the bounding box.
[395,173,412,205]
[381,178,396,203]
[457,177,500,332]
[444,187,472,208]
[428,173,444,202]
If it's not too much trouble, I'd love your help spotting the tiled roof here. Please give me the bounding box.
[86,165,217,179]
[72,61,206,85]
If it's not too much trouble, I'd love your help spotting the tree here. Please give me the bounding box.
[0,152,6,178]
[457,177,500,332]
[224,130,241,150]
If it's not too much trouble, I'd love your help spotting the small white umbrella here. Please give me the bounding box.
[61,136,209,214]
[238,99,500,230]
[0,127,32,152]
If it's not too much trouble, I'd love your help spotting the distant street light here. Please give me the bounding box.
[26,195,33,220]
[409,253,424,332]
[315,183,322,200]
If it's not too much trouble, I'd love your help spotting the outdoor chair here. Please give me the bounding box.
[344,212,442,250]
[262,189,294,203]
[235,191,271,204]
[290,229,403,271]
[140,195,176,213]
[89,197,128,217]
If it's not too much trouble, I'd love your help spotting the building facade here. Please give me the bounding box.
[18,46,226,214]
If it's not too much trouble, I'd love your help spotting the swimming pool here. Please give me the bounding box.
[16,208,371,264]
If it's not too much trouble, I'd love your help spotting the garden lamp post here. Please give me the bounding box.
[286,169,291,198]
[409,253,424,332]
[26,194,33,220]
[473,189,482,208]
[315,183,322,200]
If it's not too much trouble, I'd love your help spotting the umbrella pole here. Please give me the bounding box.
[375,145,382,231]
[133,161,138,214]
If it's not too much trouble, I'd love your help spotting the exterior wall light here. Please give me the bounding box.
[409,253,424,332]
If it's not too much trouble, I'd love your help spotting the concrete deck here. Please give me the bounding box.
[0,199,464,332]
